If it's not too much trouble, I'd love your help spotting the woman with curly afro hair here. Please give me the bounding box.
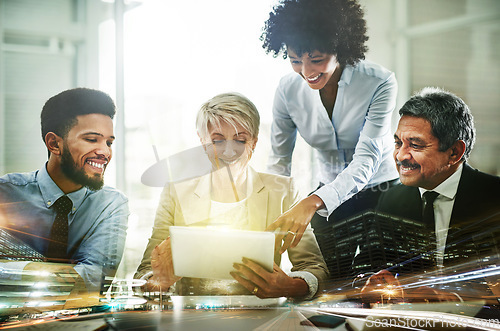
[262,0,399,259]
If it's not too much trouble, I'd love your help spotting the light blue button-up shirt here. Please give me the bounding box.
[0,164,129,290]
[268,60,399,216]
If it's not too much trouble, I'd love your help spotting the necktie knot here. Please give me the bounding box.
[422,190,439,231]
[53,195,73,214]
[422,191,439,207]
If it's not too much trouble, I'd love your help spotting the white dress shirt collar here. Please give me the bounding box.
[418,162,463,199]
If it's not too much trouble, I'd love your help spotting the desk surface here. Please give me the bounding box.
[4,304,500,330]
[1,307,352,330]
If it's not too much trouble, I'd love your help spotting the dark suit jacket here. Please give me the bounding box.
[375,163,500,270]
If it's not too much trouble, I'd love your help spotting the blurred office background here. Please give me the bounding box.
[0,0,498,279]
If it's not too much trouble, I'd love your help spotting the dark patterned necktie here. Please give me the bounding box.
[422,191,439,231]
[46,195,72,259]
[422,191,439,266]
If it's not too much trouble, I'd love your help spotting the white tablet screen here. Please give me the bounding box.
[169,226,275,280]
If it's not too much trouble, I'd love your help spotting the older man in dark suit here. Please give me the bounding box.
[357,87,499,305]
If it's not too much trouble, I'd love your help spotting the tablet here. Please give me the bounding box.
[169,226,275,280]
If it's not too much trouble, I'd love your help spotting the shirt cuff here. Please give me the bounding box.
[315,207,329,218]
[287,271,318,300]
[311,189,339,218]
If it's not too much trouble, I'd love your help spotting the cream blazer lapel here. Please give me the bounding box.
[174,174,211,226]
[246,167,269,231]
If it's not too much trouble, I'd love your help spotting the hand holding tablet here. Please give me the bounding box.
[149,237,181,290]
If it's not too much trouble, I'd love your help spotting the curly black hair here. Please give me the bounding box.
[261,0,368,67]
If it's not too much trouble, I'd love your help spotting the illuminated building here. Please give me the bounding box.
[312,211,434,280]
[0,228,44,261]
[313,209,499,286]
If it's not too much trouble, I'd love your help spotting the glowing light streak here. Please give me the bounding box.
[401,266,500,289]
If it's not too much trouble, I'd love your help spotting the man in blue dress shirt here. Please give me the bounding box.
[0,88,129,292]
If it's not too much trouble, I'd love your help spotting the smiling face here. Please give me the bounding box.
[393,115,461,190]
[59,113,114,190]
[201,120,257,175]
[287,48,340,90]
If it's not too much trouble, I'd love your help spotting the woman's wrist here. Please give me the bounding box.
[304,194,325,211]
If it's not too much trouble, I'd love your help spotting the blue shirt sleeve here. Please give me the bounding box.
[267,83,298,177]
[314,73,398,216]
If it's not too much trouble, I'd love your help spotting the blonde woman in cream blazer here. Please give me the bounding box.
[135,92,328,300]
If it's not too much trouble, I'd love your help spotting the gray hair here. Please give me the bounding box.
[196,92,260,139]
[399,87,475,160]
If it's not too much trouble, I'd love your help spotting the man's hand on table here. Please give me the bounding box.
[360,269,404,303]
[22,262,94,308]
[23,262,85,290]
[360,269,463,304]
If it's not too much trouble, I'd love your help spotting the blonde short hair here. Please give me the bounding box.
[196,92,260,139]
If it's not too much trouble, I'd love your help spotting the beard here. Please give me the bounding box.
[60,146,105,191]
